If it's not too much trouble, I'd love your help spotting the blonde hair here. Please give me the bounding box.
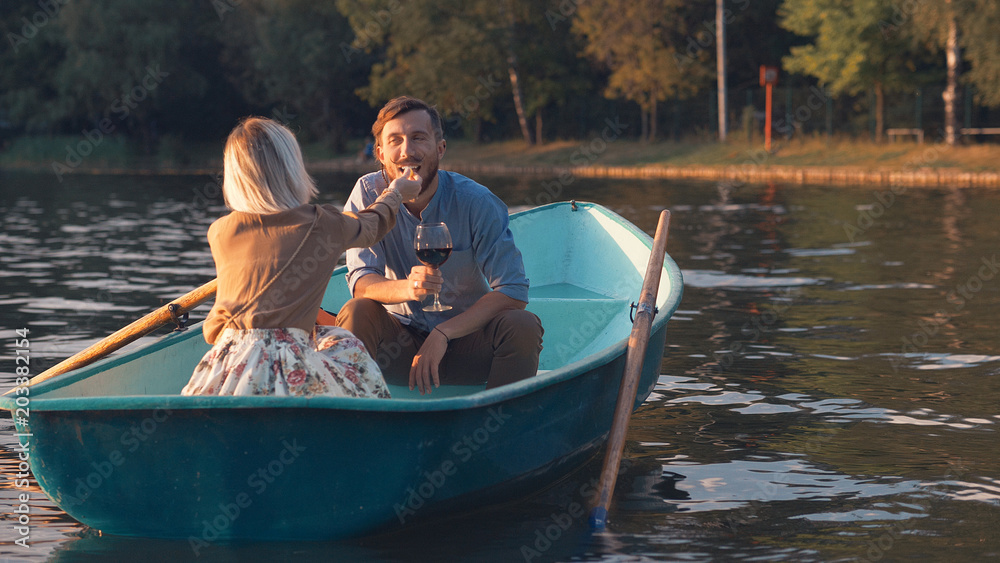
[222,117,317,214]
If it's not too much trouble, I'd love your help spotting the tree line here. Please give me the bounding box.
[2,0,998,152]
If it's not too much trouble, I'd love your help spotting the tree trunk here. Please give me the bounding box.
[650,100,658,142]
[875,82,885,144]
[944,0,960,146]
[535,110,543,145]
[507,64,533,145]
[499,0,533,145]
[140,121,153,156]
[640,107,649,143]
[716,0,727,141]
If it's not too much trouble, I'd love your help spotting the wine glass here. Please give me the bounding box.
[413,222,453,312]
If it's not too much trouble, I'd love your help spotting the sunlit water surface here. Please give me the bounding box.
[1,170,998,562]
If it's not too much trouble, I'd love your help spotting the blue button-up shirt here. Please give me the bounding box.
[345,170,529,332]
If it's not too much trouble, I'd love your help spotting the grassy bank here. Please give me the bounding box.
[442,136,1000,172]
[0,134,349,175]
[3,134,998,186]
[435,136,1000,187]
[0,135,220,171]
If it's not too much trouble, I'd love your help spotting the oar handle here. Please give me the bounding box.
[590,210,671,529]
[9,279,218,392]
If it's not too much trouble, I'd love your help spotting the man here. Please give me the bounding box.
[336,96,543,394]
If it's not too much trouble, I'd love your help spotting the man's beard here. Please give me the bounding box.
[417,163,438,195]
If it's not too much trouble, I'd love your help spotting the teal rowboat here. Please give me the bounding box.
[1,201,683,541]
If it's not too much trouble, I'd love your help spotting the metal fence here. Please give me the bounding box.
[483,84,1000,144]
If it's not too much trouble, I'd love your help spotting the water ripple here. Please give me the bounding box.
[661,377,996,432]
[884,352,1000,371]
[682,270,824,289]
[843,282,938,291]
[791,508,926,522]
[664,459,923,512]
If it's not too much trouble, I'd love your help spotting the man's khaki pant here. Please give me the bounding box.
[336,298,543,389]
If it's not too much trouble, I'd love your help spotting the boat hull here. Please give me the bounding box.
[5,201,682,540]
[22,324,666,540]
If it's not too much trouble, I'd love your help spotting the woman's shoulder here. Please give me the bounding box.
[207,212,236,241]
[209,206,313,240]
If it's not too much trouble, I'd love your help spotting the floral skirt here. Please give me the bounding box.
[181,326,390,398]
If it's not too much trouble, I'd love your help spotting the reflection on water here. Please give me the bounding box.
[1,170,999,561]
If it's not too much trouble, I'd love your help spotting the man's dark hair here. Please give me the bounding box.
[371,96,444,150]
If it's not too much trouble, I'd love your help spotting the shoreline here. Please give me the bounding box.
[3,158,998,188]
[316,159,1000,188]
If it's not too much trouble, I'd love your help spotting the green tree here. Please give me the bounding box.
[911,0,1000,109]
[573,0,710,142]
[780,0,936,143]
[51,1,214,148]
[909,0,965,144]
[338,0,506,140]
[338,0,588,145]
[504,0,597,144]
[958,0,1000,108]
[217,0,370,150]
[1,0,241,147]
[0,2,69,133]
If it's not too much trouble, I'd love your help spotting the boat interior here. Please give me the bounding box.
[30,204,676,402]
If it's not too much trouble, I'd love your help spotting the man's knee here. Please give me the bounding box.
[483,309,543,389]
[336,298,385,327]
[494,309,543,350]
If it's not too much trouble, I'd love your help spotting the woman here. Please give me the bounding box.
[182,117,420,397]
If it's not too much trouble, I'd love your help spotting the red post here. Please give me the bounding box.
[765,82,773,151]
[760,65,779,152]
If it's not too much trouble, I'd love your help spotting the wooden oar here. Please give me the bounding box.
[7,279,217,393]
[589,209,671,529]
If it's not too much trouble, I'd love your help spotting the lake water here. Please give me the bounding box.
[1,170,998,562]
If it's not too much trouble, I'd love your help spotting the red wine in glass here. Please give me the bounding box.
[413,222,453,312]
[414,248,451,267]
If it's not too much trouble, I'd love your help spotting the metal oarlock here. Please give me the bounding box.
[629,301,658,324]
[168,303,189,331]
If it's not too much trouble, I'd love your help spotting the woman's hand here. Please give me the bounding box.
[388,169,421,202]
